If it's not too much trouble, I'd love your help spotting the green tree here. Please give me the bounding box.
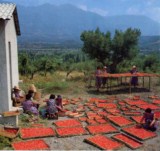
[143,53,160,72]
[19,52,30,75]
[81,27,111,64]
[80,28,141,73]
[111,28,141,72]
[37,57,55,77]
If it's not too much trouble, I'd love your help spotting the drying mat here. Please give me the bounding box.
[97,111,109,117]
[20,127,55,139]
[120,107,129,111]
[118,101,126,106]
[155,111,160,119]
[4,127,19,136]
[148,95,159,99]
[88,106,100,111]
[127,105,141,111]
[0,127,18,139]
[56,126,87,137]
[78,117,87,122]
[12,139,49,150]
[95,119,107,124]
[132,95,141,100]
[86,112,97,117]
[97,103,117,109]
[84,135,123,150]
[106,108,121,115]
[123,111,142,116]
[125,100,147,106]
[112,133,143,149]
[136,104,160,110]
[53,119,81,127]
[122,126,157,140]
[106,116,134,127]
[152,100,160,105]
[86,124,118,135]
[86,119,98,125]
[130,116,144,123]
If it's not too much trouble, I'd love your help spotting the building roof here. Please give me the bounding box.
[0,3,20,35]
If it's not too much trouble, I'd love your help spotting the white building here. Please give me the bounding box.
[0,3,20,112]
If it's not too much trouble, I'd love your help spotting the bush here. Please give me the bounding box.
[0,136,11,149]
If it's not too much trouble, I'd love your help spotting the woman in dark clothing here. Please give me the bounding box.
[102,66,108,88]
[22,94,39,115]
[140,108,157,131]
[46,94,58,119]
[56,95,63,111]
[95,66,102,91]
[130,65,138,87]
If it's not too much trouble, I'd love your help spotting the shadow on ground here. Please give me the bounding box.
[87,86,150,95]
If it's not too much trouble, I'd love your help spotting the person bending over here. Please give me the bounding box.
[140,108,158,131]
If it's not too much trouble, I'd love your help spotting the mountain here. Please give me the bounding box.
[14,4,160,46]
[139,36,160,51]
[17,4,108,44]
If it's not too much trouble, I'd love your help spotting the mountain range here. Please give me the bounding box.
[1,1,160,48]
[15,4,160,46]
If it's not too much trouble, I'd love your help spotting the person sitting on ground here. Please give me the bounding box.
[95,66,102,91]
[56,95,64,111]
[22,94,39,115]
[27,90,40,109]
[130,65,138,87]
[139,108,158,131]
[28,84,41,101]
[46,94,58,119]
[28,83,37,92]
[11,86,25,106]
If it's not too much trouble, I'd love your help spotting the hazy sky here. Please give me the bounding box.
[2,0,160,23]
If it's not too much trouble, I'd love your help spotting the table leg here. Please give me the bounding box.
[129,77,131,94]
[149,76,151,90]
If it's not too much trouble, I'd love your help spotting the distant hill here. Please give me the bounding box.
[15,4,160,48]
[139,36,160,51]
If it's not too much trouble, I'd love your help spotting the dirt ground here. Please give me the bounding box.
[19,77,160,150]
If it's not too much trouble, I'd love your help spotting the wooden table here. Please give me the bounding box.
[97,72,159,93]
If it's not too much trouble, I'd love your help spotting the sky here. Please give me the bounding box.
[2,0,160,23]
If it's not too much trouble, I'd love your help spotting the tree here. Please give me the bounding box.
[80,28,141,73]
[19,53,30,76]
[81,27,111,64]
[36,57,55,77]
[143,53,160,72]
[111,28,141,72]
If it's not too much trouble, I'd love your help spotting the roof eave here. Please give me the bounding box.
[13,7,21,36]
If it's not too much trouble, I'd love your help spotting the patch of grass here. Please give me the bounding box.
[19,71,87,96]
[0,136,11,150]
[40,81,69,94]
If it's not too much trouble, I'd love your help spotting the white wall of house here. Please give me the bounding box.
[5,15,19,87]
[0,15,19,112]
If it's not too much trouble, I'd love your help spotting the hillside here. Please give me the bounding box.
[139,36,160,51]
[16,4,160,46]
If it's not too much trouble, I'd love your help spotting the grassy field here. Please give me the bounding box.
[19,71,160,99]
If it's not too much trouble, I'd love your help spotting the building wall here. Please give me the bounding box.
[0,15,19,112]
[0,19,10,112]
[5,15,19,87]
